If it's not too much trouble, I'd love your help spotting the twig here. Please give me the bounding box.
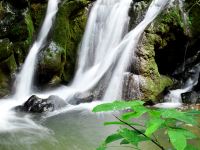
[114,115,165,150]
[187,0,200,13]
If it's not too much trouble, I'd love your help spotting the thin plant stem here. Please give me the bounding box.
[114,115,165,150]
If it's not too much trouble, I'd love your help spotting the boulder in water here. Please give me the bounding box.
[14,95,67,113]
[181,91,200,104]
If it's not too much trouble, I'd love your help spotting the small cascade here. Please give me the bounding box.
[14,0,60,101]
[165,64,200,103]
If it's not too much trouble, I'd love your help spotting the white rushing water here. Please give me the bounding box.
[42,0,170,102]
[0,0,60,133]
[0,0,171,132]
[14,0,60,101]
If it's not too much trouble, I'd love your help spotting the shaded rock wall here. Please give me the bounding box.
[124,0,200,101]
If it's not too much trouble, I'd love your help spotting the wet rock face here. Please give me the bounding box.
[180,72,200,104]
[14,95,68,113]
[181,91,200,104]
[36,42,65,85]
[122,72,173,101]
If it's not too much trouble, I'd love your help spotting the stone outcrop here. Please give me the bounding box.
[14,95,67,113]
[123,0,199,101]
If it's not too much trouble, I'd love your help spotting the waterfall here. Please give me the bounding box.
[14,0,60,101]
[41,0,170,102]
[0,0,172,132]
[103,0,170,100]
[72,0,132,93]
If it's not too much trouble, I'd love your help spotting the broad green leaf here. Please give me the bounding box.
[120,139,130,145]
[118,128,149,146]
[185,110,200,115]
[148,109,162,118]
[145,118,165,137]
[168,128,187,150]
[104,121,143,127]
[122,111,145,120]
[92,101,144,112]
[185,145,198,150]
[161,109,197,125]
[169,128,197,139]
[122,106,148,120]
[105,133,123,144]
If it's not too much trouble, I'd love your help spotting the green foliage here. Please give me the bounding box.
[93,101,200,150]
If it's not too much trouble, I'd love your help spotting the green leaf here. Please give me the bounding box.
[120,139,130,145]
[169,128,197,139]
[148,109,163,118]
[145,118,165,137]
[118,128,149,146]
[104,121,143,127]
[92,101,144,112]
[185,144,198,150]
[105,133,123,144]
[161,109,197,125]
[185,110,200,115]
[168,128,187,150]
[122,106,148,120]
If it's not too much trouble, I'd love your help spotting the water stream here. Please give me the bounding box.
[14,0,60,101]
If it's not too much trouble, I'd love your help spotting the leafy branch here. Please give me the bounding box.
[93,101,200,150]
[114,115,165,150]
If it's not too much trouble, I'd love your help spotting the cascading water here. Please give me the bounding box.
[0,0,171,134]
[164,64,200,103]
[103,0,170,100]
[14,0,60,101]
[38,0,134,99]
[0,0,59,133]
[42,0,170,102]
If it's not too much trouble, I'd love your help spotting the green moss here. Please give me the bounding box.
[186,0,200,37]
[51,0,89,82]
[143,75,173,100]
[157,5,184,28]
[0,39,13,61]
[30,3,47,30]
[25,12,35,44]
[0,1,4,19]
[0,54,17,97]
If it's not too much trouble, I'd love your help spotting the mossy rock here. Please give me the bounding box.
[185,0,200,37]
[142,75,173,100]
[50,0,90,82]
[123,73,173,101]
[37,42,65,84]
[30,3,47,31]
[127,0,188,101]
[0,54,17,97]
[0,38,13,61]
